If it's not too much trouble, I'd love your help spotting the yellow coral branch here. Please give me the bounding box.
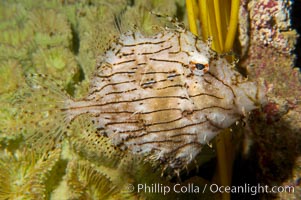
[213,0,224,52]
[198,0,209,41]
[186,2,240,200]
[186,0,198,35]
[224,0,240,51]
[215,130,232,200]
[197,0,239,53]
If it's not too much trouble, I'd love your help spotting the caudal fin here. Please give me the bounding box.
[14,73,72,152]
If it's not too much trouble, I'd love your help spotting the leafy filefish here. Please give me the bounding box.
[23,28,266,171]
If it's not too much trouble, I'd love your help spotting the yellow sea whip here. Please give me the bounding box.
[186,0,240,199]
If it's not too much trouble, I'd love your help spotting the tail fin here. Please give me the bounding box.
[14,73,72,152]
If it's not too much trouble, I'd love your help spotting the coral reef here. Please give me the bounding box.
[248,0,296,54]
[0,0,300,200]
[236,0,301,199]
[0,148,61,199]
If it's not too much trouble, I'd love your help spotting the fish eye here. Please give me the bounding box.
[188,61,209,76]
[195,63,205,70]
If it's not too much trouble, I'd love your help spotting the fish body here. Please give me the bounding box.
[24,29,266,170]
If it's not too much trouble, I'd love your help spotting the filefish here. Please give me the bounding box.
[23,28,266,170]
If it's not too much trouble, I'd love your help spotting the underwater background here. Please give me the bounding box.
[0,0,300,199]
